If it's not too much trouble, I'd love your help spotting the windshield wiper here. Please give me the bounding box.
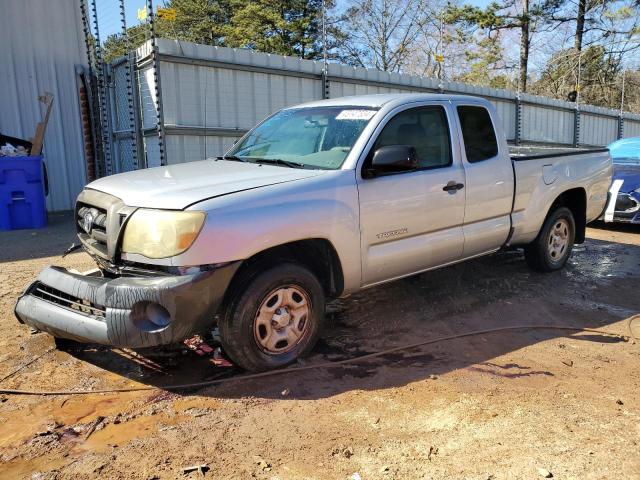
[252,158,306,169]
[216,155,249,163]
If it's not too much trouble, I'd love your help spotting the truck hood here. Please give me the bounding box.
[86,160,328,209]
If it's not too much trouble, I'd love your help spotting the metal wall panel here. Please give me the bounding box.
[328,81,416,97]
[521,104,573,144]
[165,134,242,164]
[116,137,136,172]
[112,61,130,131]
[489,100,516,140]
[580,114,618,146]
[0,0,88,211]
[143,134,161,168]
[160,60,321,131]
[138,66,158,130]
[623,120,640,138]
[109,58,139,174]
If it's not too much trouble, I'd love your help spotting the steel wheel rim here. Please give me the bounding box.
[548,218,570,262]
[254,285,311,355]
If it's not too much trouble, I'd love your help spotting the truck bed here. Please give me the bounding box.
[508,147,612,246]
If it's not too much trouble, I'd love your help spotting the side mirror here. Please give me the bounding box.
[367,145,419,177]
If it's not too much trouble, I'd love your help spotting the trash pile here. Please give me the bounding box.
[0,142,29,157]
[0,92,53,158]
[183,333,234,368]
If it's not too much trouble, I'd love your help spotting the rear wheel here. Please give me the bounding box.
[219,263,325,371]
[524,206,576,272]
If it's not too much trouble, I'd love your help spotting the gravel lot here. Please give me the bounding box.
[1,213,639,479]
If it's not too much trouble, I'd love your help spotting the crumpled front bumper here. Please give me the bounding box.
[14,263,239,348]
[613,190,640,223]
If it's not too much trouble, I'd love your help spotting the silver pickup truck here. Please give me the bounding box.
[15,94,612,371]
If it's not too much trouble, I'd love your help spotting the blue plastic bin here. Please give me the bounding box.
[0,155,47,230]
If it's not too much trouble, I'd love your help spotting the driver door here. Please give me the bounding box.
[357,103,466,286]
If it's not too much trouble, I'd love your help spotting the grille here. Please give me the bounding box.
[94,256,171,277]
[77,204,109,256]
[31,283,106,318]
[614,193,640,213]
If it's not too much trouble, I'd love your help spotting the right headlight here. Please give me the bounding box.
[122,209,206,259]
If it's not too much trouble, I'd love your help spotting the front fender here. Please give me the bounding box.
[174,170,362,293]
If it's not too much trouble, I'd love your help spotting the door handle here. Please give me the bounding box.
[443,181,464,192]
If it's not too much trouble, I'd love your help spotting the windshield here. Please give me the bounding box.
[609,139,640,166]
[225,107,378,169]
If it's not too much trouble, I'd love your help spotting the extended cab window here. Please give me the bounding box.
[457,106,498,163]
[373,106,452,169]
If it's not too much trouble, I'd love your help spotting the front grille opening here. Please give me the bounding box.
[31,283,106,318]
[94,256,172,278]
[614,193,640,217]
[76,203,109,256]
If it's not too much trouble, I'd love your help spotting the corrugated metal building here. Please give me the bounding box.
[0,0,88,211]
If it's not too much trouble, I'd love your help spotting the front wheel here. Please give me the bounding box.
[524,206,576,272]
[219,263,325,371]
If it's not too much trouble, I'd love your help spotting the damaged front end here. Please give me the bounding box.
[612,191,640,223]
[14,189,239,348]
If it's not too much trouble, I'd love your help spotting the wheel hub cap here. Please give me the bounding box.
[271,307,291,328]
[254,286,310,354]
[548,218,569,261]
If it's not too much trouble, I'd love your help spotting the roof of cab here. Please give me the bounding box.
[287,93,488,110]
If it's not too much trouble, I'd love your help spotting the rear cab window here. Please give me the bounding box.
[457,106,498,163]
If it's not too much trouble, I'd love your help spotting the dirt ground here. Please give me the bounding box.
[1,212,639,480]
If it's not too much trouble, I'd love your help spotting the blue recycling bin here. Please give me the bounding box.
[0,155,47,230]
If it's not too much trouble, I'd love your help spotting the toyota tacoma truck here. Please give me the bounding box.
[15,94,612,371]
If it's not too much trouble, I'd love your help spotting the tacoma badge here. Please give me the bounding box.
[376,228,408,239]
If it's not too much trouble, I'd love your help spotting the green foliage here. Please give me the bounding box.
[103,24,150,63]
[444,0,568,92]
[102,0,324,62]
[161,0,231,45]
[224,0,323,59]
[454,35,514,88]
[531,45,622,107]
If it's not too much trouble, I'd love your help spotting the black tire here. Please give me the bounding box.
[524,206,576,272]
[219,263,325,372]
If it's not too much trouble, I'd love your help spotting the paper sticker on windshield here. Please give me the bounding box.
[336,109,376,121]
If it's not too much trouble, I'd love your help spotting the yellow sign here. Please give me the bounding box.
[157,6,176,20]
[435,54,444,63]
[576,85,581,92]
[137,7,147,21]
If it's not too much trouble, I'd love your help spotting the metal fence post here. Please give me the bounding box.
[147,0,166,166]
[89,0,112,176]
[573,107,581,147]
[322,68,330,99]
[79,0,100,179]
[618,116,624,140]
[119,0,139,170]
[515,96,522,146]
[79,0,94,77]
